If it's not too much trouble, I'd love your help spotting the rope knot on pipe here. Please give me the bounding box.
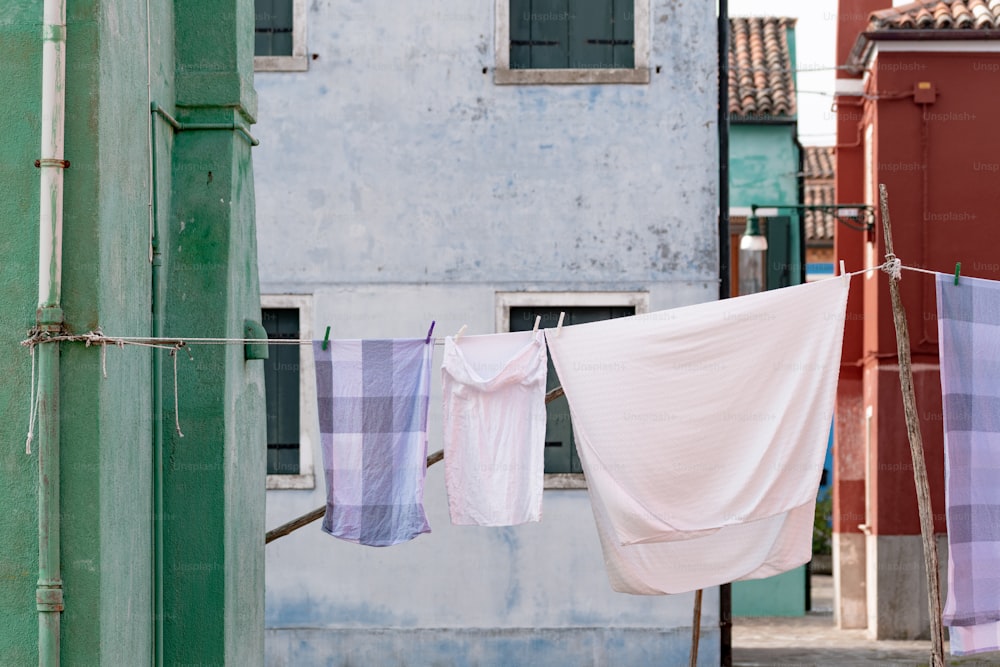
[21,328,49,350]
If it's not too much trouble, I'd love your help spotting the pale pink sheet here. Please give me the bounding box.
[546,277,850,594]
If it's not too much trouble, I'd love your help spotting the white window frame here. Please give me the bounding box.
[495,291,650,488]
[263,294,317,490]
[493,0,651,85]
[254,0,309,72]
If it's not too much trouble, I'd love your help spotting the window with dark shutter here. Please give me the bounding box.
[263,308,301,475]
[509,0,635,70]
[510,305,635,474]
[765,216,795,290]
[255,0,294,57]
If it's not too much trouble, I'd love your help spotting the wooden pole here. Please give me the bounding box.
[878,184,945,667]
[266,385,568,544]
[689,588,703,667]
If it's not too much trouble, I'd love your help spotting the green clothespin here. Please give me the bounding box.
[954,262,962,286]
[322,325,331,350]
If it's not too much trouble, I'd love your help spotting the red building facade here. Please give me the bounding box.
[835,0,1000,639]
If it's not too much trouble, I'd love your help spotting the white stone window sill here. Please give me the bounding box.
[544,473,588,489]
[255,55,309,73]
[494,67,650,85]
[266,473,316,490]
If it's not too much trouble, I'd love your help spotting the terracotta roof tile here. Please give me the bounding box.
[803,145,835,180]
[728,17,797,119]
[868,0,1000,31]
[851,1,1000,70]
[802,146,836,246]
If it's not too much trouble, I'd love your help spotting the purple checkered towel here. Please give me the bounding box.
[938,274,1000,655]
[313,339,432,547]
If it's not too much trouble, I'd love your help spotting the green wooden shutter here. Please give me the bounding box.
[510,0,534,69]
[569,0,634,69]
[612,0,636,68]
[255,0,294,57]
[510,0,633,70]
[534,0,571,69]
[511,305,634,474]
[569,0,613,69]
[511,309,572,472]
[766,216,792,290]
[263,308,300,474]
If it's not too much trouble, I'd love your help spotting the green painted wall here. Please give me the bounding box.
[0,0,263,663]
[161,0,265,664]
[1,1,156,662]
[60,0,155,663]
[162,126,265,665]
[0,5,45,665]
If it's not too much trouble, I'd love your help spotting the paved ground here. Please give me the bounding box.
[732,575,1000,667]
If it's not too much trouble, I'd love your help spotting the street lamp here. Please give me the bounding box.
[739,216,768,296]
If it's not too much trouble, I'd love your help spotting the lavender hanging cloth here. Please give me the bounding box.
[938,274,1000,655]
[313,338,433,546]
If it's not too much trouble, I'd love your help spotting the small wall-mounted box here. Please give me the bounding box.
[914,81,936,104]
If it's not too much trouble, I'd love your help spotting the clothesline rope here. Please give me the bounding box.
[20,330,189,452]
[170,346,187,438]
[12,258,944,457]
[16,260,935,351]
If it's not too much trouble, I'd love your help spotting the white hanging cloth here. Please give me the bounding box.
[545,276,850,594]
[441,330,548,526]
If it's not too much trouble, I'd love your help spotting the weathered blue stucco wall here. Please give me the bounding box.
[254,0,721,664]
[255,0,718,295]
[265,461,719,667]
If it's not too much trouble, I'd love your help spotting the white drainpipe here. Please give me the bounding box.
[36,0,67,664]
[38,1,65,306]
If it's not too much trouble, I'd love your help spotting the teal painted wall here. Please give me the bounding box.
[730,123,803,290]
[728,23,802,287]
[0,0,263,663]
[729,19,799,213]
[730,124,806,612]
[733,567,808,617]
[730,123,799,208]
[729,24,807,608]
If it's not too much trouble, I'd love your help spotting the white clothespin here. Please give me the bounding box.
[556,312,565,337]
[532,316,541,334]
[840,260,846,276]
[455,324,468,342]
